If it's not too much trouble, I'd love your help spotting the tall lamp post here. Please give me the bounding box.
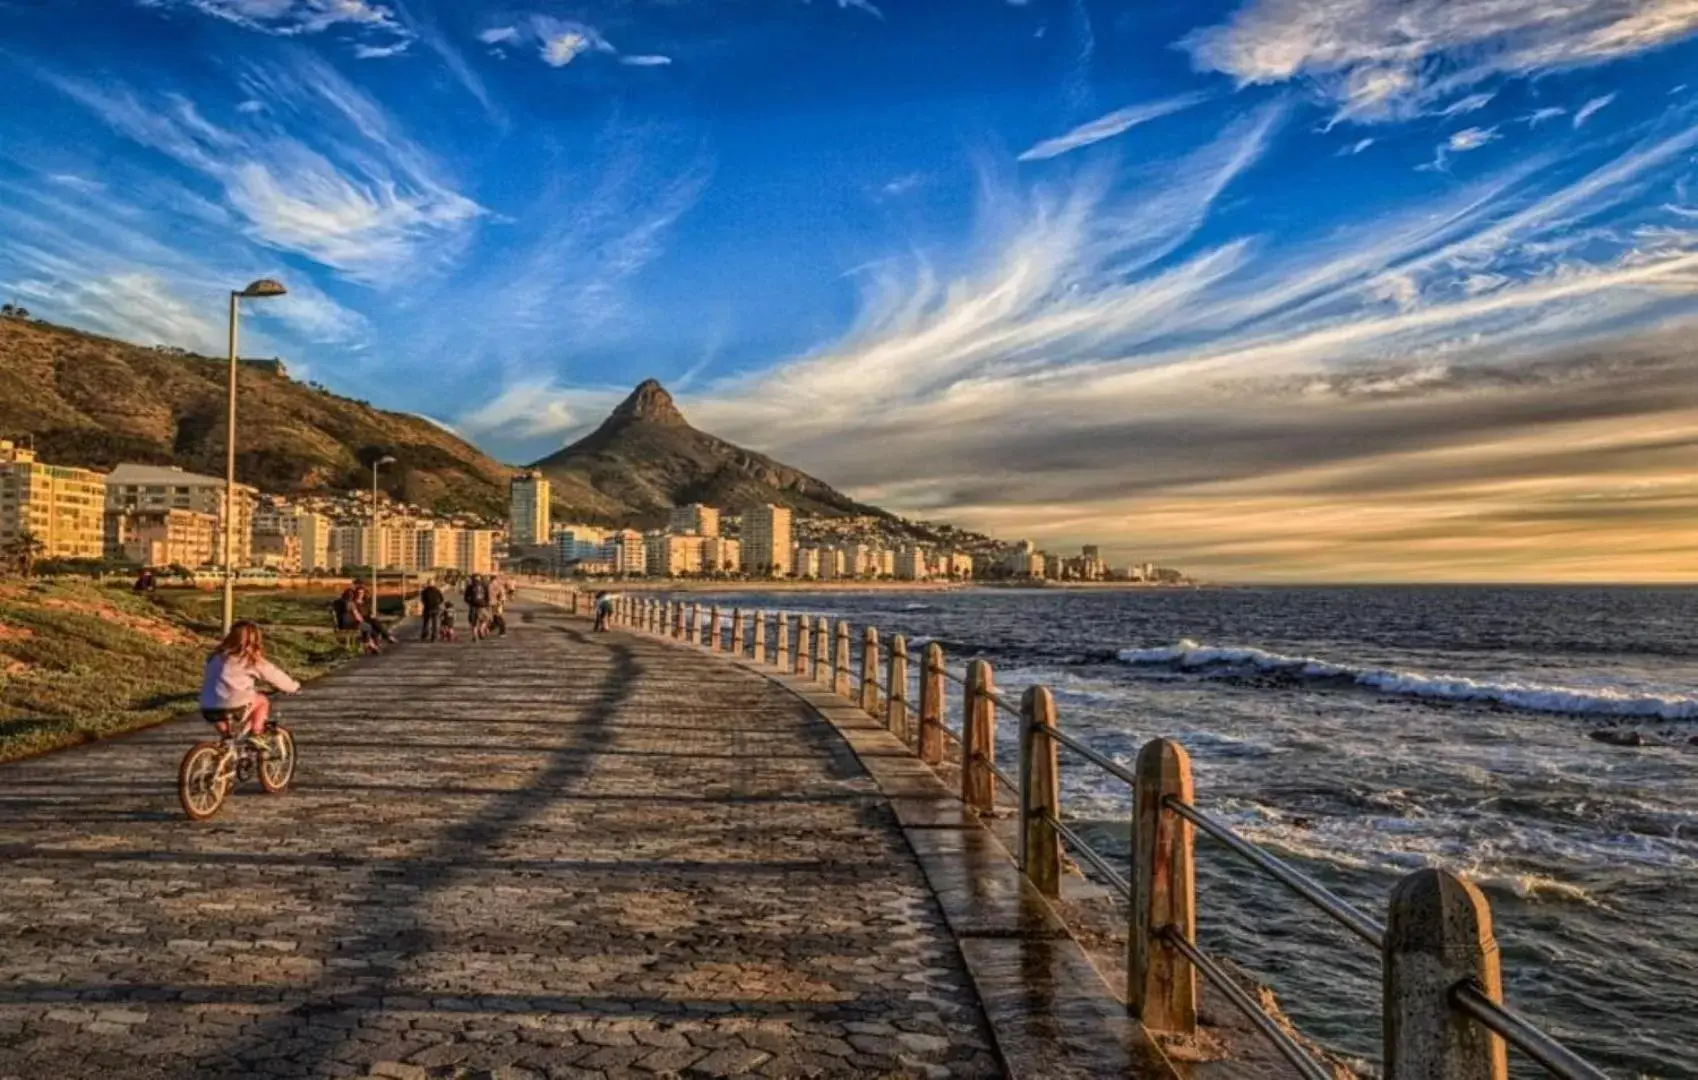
[222,278,287,633]
[371,454,396,619]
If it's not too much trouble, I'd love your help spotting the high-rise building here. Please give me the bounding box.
[0,440,106,560]
[293,512,336,572]
[699,535,741,574]
[105,463,256,567]
[895,545,929,581]
[669,504,720,537]
[455,529,496,574]
[818,547,847,580]
[792,545,821,579]
[646,533,703,577]
[611,529,647,575]
[508,470,551,548]
[741,504,792,577]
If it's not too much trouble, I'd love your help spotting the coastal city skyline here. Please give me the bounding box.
[4,2,1698,580]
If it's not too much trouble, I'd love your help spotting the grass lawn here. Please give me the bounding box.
[0,581,372,763]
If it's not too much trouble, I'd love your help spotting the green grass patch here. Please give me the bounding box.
[0,582,364,763]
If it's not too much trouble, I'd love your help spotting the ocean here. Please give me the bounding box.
[679,585,1697,1078]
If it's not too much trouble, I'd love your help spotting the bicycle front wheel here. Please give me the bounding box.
[259,726,295,793]
[179,742,231,820]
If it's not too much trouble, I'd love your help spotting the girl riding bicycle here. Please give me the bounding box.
[200,621,301,739]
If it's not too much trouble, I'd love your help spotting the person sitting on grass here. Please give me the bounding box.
[199,620,300,747]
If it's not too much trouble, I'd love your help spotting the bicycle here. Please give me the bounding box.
[177,702,296,820]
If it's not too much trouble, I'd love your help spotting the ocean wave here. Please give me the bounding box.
[1117,639,1698,721]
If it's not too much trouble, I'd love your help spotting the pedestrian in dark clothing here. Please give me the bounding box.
[420,581,445,642]
[593,590,613,633]
[463,576,492,640]
[133,568,156,594]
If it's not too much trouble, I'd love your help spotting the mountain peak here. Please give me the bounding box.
[612,379,686,427]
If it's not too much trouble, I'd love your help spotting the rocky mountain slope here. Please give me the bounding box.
[0,317,513,517]
[532,380,890,527]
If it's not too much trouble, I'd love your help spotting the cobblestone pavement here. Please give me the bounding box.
[0,606,1004,1080]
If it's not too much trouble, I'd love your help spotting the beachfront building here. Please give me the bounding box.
[454,529,497,575]
[552,525,608,570]
[1002,540,1045,579]
[647,533,703,577]
[700,535,742,574]
[508,470,551,548]
[792,545,822,580]
[611,529,647,575]
[896,545,929,581]
[939,550,974,579]
[669,503,720,537]
[818,547,848,580]
[252,531,303,572]
[105,508,218,568]
[742,504,793,577]
[0,440,107,560]
[105,463,257,568]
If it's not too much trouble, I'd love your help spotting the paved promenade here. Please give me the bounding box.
[0,605,1006,1079]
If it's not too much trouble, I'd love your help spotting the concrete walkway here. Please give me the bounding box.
[0,605,1005,1079]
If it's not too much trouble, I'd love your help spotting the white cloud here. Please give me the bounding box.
[136,0,412,54]
[620,55,673,67]
[1182,0,1698,123]
[1439,92,1496,117]
[543,30,595,67]
[1018,92,1212,161]
[49,60,483,287]
[1573,92,1619,127]
[478,26,519,45]
[1448,127,1500,152]
[1340,137,1374,155]
[1524,106,1568,126]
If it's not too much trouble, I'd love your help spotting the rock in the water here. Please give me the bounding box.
[1587,728,1643,747]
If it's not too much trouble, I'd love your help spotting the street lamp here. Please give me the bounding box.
[221,278,287,633]
[371,454,396,618]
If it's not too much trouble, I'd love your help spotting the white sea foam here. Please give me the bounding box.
[1117,639,1698,721]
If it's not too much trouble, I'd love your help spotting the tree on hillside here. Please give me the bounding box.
[4,531,47,577]
[0,303,29,320]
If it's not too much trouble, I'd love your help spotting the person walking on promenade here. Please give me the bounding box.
[419,579,445,642]
[463,575,492,640]
[593,590,614,633]
[438,601,457,642]
[488,573,509,638]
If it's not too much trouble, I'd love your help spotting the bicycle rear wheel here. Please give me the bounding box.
[259,726,295,793]
[179,742,231,820]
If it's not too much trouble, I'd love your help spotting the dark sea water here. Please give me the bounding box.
[685,586,1698,1078]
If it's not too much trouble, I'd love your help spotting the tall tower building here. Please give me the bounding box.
[742,504,793,578]
[508,470,551,548]
[668,503,720,537]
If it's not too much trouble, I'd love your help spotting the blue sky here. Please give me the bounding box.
[5,0,1698,579]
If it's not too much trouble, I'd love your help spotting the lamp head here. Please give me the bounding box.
[377,454,397,466]
[238,279,288,299]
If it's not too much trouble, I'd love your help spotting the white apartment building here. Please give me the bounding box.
[792,545,821,579]
[611,529,647,575]
[699,535,741,574]
[105,463,257,567]
[818,547,848,580]
[896,545,929,581]
[508,470,551,547]
[669,503,720,537]
[0,440,106,560]
[742,504,792,577]
[646,533,703,577]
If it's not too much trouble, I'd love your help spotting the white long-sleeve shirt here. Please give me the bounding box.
[199,653,301,710]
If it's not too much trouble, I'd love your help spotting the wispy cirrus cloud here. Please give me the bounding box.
[477,15,672,69]
[1017,91,1212,161]
[135,0,413,56]
[1574,92,1619,127]
[1183,0,1698,123]
[46,56,483,287]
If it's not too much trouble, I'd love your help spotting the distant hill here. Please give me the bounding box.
[532,380,892,526]
[0,317,512,517]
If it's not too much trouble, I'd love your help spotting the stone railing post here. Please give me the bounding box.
[672,602,684,639]
[753,611,768,663]
[1385,869,1508,1080]
[689,602,700,643]
[731,609,746,654]
[1132,738,1197,1036]
[919,643,945,765]
[833,621,851,697]
[570,592,580,615]
[1019,686,1061,898]
[708,605,721,651]
[962,659,996,813]
[795,617,811,676]
[886,635,909,742]
[647,600,657,634]
[859,626,880,714]
[775,612,791,669]
[813,617,829,682]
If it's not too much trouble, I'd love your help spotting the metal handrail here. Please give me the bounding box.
[1034,724,1139,788]
[1452,983,1610,1080]
[937,665,969,689]
[1046,811,1131,900]
[1162,796,1385,949]
[1161,929,1333,1080]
